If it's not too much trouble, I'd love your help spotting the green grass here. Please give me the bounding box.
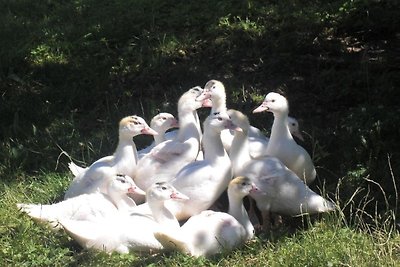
[2,171,399,266]
[1,0,399,266]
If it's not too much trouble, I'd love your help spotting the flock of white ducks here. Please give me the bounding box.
[18,80,335,258]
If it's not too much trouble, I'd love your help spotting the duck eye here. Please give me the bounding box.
[241,182,247,186]
[292,123,296,126]
[162,117,167,120]
[271,99,275,103]
[217,117,223,121]
[116,176,126,183]
[161,186,167,190]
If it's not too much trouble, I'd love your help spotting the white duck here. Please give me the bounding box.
[243,157,335,229]
[133,87,208,194]
[137,112,179,159]
[253,92,316,184]
[17,174,144,230]
[59,182,189,254]
[228,109,334,230]
[165,111,241,220]
[128,111,240,220]
[154,176,258,258]
[64,115,157,199]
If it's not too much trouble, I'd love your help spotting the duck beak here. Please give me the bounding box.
[142,127,158,135]
[170,119,179,128]
[170,191,190,200]
[249,184,259,193]
[196,90,212,101]
[202,98,213,107]
[129,186,146,196]
[253,102,269,113]
[226,121,242,132]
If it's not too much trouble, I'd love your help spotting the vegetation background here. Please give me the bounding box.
[1,0,399,266]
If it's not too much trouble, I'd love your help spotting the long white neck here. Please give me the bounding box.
[211,97,227,114]
[202,127,226,162]
[153,131,166,145]
[176,108,201,144]
[227,190,254,240]
[148,199,180,231]
[106,191,136,211]
[193,110,203,141]
[229,127,251,177]
[269,112,294,145]
[115,134,139,165]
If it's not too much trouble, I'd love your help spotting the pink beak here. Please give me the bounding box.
[250,185,259,193]
[170,118,179,128]
[253,102,269,113]
[170,191,190,200]
[141,127,159,135]
[128,186,146,195]
[226,121,242,132]
[202,98,213,108]
[196,91,212,101]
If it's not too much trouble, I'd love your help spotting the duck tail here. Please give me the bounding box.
[154,231,192,255]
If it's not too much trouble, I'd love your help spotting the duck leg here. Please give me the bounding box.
[271,213,283,229]
[247,198,261,230]
[261,210,272,232]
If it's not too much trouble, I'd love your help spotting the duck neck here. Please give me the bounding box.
[228,190,253,239]
[107,192,136,211]
[176,109,201,143]
[193,110,203,141]
[153,131,166,145]
[269,112,293,143]
[229,128,251,176]
[211,98,227,114]
[202,127,226,162]
[148,200,180,231]
[115,134,139,165]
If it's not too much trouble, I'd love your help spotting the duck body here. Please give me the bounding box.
[156,210,246,257]
[241,157,335,216]
[154,176,257,258]
[228,109,333,229]
[64,116,157,199]
[165,112,240,220]
[60,182,188,254]
[253,92,316,184]
[17,174,143,229]
[134,87,205,193]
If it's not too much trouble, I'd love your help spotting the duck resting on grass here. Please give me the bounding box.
[17,174,144,230]
[65,115,157,199]
[154,176,258,258]
[59,182,189,254]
